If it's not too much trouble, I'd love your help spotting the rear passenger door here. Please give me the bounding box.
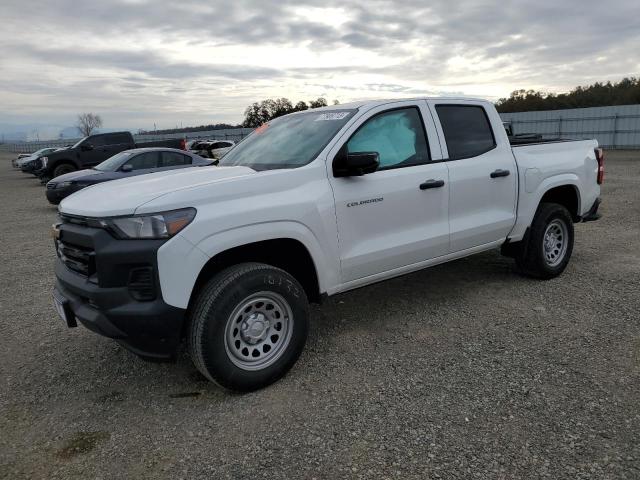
[428,100,517,252]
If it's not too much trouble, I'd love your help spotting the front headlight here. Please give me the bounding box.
[105,208,196,239]
[58,181,72,188]
[41,156,48,167]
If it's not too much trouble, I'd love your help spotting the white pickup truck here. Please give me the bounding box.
[52,98,603,391]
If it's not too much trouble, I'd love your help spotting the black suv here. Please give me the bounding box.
[36,132,183,180]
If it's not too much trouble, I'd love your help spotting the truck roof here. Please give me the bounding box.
[306,97,492,114]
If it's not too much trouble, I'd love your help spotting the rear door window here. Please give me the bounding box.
[125,152,159,170]
[435,105,496,160]
[160,151,191,167]
[106,133,131,145]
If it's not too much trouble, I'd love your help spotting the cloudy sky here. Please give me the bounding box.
[1,0,638,135]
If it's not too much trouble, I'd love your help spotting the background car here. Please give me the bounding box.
[16,147,59,170]
[11,153,32,168]
[45,147,213,204]
[188,139,235,159]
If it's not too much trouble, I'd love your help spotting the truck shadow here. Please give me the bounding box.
[55,248,529,399]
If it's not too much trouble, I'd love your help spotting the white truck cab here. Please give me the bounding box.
[52,98,603,391]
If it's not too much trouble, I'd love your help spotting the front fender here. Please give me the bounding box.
[157,221,336,309]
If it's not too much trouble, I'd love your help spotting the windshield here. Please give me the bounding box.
[94,151,134,171]
[72,137,88,149]
[219,109,356,171]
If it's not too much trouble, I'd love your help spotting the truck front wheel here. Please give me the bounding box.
[52,162,76,178]
[187,262,309,391]
[515,202,574,279]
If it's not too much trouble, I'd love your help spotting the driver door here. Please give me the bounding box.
[328,101,450,283]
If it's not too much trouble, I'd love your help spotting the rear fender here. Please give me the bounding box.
[509,173,581,241]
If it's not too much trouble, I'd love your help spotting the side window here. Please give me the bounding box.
[89,135,107,147]
[124,152,159,170]
[107,133,131,145]
[160,151,191,167]
[346,107,429,170]
[435,105,496,160]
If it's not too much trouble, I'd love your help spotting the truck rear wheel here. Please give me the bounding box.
[187,262,309,392]
[515,202,574,279]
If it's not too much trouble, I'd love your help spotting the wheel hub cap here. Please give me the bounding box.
[224,292,293,371]
[241,313,270,344]
[543,219,568,267]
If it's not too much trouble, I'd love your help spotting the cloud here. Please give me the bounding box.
[0,0,638,133]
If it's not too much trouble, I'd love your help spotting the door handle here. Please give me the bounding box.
[490,169,510,178]
[419,179,445,190]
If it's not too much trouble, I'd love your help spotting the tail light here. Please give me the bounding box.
[595,148,604,184]
[180,138,187,151]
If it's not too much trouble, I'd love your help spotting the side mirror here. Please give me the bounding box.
[333,146,379,177]
[121,164,133,172]
[81,143,94,151]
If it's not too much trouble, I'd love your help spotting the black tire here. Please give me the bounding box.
[52,163,76,178]
[187,262,309,392]
[515,202,574,279]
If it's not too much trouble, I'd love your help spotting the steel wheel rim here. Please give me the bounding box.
[224,291,293,371]
[543,219,568,267]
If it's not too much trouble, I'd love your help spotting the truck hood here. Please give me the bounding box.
[59,165,255,217]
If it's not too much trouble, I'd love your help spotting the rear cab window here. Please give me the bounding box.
[435,105,496,160]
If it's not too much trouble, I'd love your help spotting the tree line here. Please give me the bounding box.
[496,77,640,113]
[242,98,338,127]
[138,123,241,135]
[81,78,640,137]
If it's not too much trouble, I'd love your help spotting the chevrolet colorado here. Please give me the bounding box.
[52,98,603,391]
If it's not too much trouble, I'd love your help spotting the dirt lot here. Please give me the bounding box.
[0,150,638,479]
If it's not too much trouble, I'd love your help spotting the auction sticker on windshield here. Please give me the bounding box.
[315,112,350,121]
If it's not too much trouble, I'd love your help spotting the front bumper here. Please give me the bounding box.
[21,159,42,174]
[53,222,186,361]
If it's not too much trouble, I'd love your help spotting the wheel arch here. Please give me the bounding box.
[538,184,581,221]
[190,238,322,307]
[49,158,80,173]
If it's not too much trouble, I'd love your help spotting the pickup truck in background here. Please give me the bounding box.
[36,131,185,180]
[51,98,603,391]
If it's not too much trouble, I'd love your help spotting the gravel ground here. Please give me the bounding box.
[0,150,638,479]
